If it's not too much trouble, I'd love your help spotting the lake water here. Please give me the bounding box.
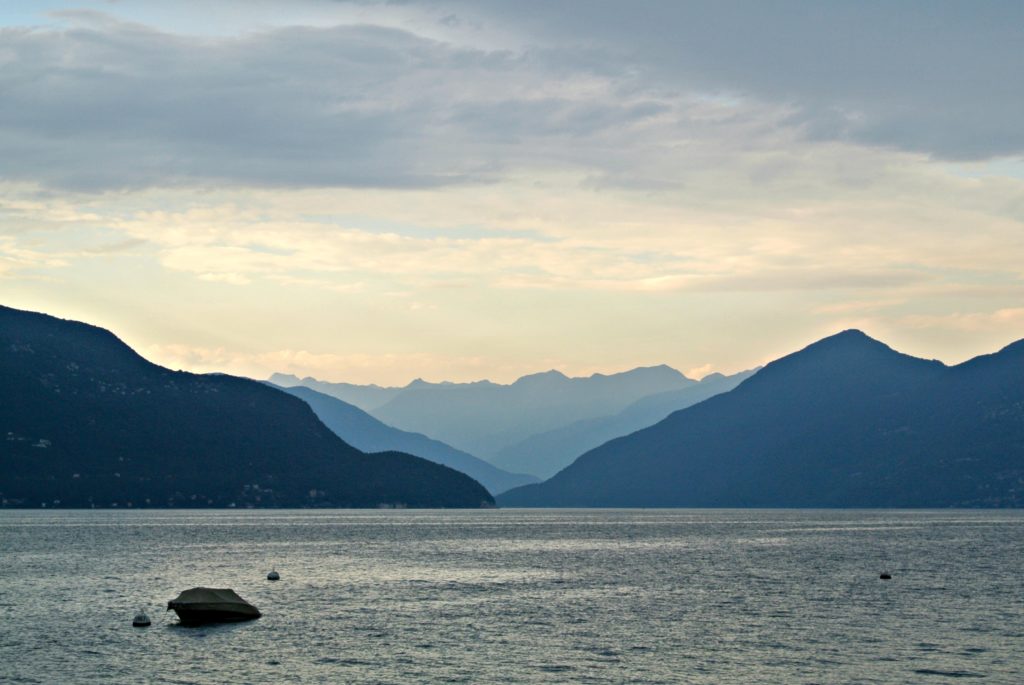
[1,509,1022,684]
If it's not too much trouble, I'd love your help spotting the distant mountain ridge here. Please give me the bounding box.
[499,330,1024,508]
[273,365,695,462]
[268,373,404,412]
[0,305,492,508]
[491,368,759,479]
[276,384,538,495]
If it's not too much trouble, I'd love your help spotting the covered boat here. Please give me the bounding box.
[167,587,261,625]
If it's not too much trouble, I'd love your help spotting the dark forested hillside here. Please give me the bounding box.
[500,330,1024,508]
[0,305,493,508]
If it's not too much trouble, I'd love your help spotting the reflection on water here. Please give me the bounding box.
[1,509,1022,684]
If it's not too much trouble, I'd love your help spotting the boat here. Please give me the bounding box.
[166,587,261,625]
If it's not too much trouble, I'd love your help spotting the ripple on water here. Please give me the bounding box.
[1,509,1022,684]
[913,668,986,678]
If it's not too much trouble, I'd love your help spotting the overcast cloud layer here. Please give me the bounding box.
[3,2,1022,192]
[1,1,1023,383]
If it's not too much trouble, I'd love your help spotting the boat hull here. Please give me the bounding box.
[167,603,261,625]
[166,589,262,625]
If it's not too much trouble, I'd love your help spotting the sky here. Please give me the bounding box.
[2,0,1023,384]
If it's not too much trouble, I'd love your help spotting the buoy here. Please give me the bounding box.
[267,569,280,581]
[132,610,151,627]
[879,572,892,580]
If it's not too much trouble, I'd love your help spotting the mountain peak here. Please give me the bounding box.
[622,364,688,379]
[819,328,877,345]
[586,365,690,383]
[742,329,946,392]
[795,329,898,358]
[513,369,569,385]
[997,337,1024,356]
[950,335,1024,377]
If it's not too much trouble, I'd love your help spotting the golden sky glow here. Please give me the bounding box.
[2,2,1023,384]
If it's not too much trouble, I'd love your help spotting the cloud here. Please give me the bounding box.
[5,2,1017,195]
[455,0,1024,160]
[4,136,1023,299]
[813,299,906,315]
[103,190,956,295]
[2,3,1023,384]
[901,308,1024,333]
[685,363,714,380]
[0,236,69,277]
[0,15,691,192]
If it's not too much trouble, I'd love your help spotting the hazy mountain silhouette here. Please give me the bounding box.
[499,330,1024,507]
[268,373,404,412]
[0,305,492,508]
[366,365,695,460]
[276,384,538,494]
[492,369,759,479]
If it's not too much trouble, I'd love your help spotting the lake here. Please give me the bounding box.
[1,509,1022,683]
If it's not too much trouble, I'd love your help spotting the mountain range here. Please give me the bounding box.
[499,330,1024,507]
[274,365,697,463]
[0,305,492,508]
[9,303,1022,510]
[268,373,403,412]
[275,384,538,495]
[490,369,758,479]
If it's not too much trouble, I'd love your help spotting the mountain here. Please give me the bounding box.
[276,384,538,495]
[499,330,1024,508]
[267,373,403,412]
[617,369,759,424]
[491,369,759,479]
[0,306,492,508]
[367,365,695,460]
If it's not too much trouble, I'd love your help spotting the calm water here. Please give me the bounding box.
[1,509,1022,684]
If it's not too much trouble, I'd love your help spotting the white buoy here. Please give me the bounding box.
[267,569,280,581]
[132,610,151,627]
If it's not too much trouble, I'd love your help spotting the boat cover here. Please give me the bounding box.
[167,587,260,616]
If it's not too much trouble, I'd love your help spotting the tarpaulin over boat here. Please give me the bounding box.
[167,587,261,624]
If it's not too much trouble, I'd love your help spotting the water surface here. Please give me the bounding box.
[1,509,1022,683]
